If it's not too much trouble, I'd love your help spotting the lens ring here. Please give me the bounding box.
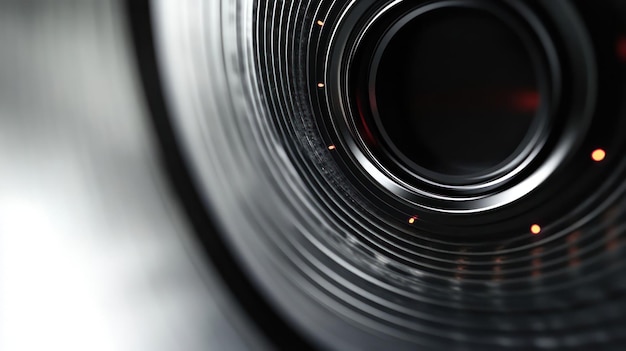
[323,0,596,214]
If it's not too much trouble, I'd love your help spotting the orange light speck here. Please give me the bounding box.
[316,20,325,27]
[317,83,325,88]
[408,216,417,224]
[530,224,542,235]
[327,145,336,150]
[591,149,606,162]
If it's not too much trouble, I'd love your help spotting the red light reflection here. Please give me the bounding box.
[617,36,626,62]
[509,90,540,113]
[355,94,377,145]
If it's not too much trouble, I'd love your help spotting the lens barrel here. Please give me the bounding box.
[150,0,626,349]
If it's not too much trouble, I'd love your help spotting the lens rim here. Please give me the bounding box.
[322,0,597,214]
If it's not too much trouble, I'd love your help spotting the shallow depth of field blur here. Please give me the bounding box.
[0,2,249,351]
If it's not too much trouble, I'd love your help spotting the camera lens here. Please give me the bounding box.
[373,7,541,179]
[146,0,626,349]
[342,0,599,214]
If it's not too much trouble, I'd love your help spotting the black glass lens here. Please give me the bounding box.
[374,8,541,177]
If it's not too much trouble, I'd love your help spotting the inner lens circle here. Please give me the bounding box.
[372,7,542,178]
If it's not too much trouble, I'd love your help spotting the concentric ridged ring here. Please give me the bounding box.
[154,0,626,349]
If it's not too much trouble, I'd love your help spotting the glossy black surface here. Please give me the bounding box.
[374,7,540,177]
